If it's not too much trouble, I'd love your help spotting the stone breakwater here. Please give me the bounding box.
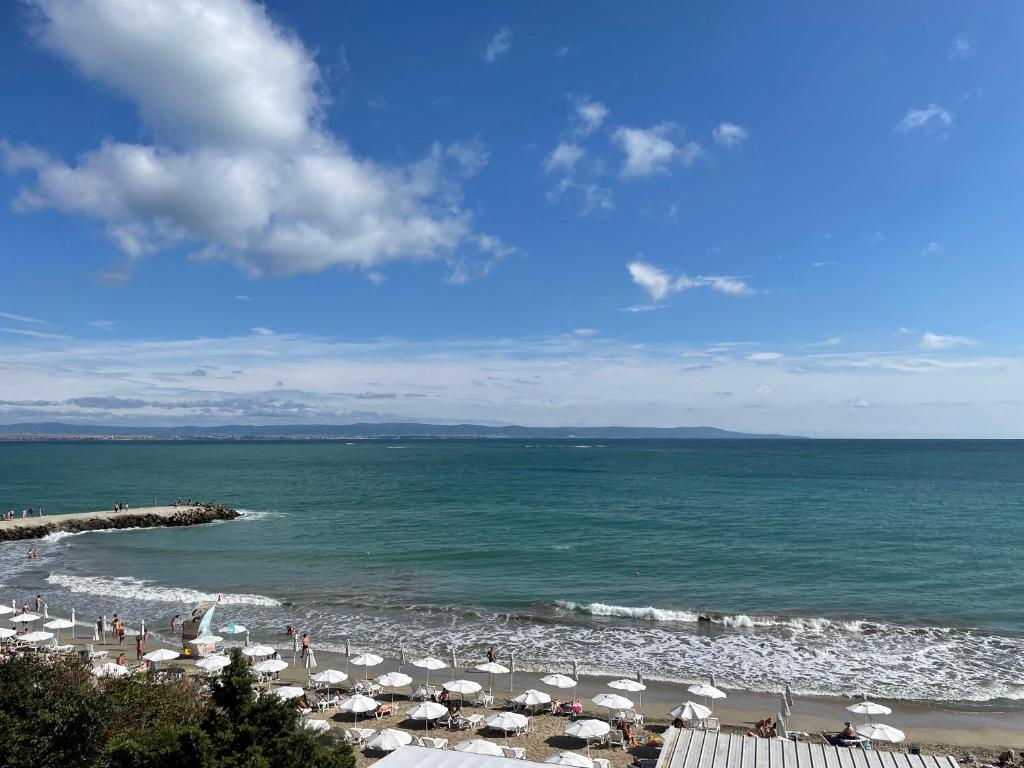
[0,503,239,542]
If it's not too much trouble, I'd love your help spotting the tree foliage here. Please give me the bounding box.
[0,650,353,768]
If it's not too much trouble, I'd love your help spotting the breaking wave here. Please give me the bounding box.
[45,573,280,606]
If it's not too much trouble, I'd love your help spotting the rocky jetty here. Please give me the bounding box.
[0,503,239,542]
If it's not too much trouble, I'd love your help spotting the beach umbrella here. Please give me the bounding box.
[253,659,289,674]
[351,652,383,680]
[0,604,13,616]
[20,630,54,644]
[687,683,726,711]
[93,662,130,678]
[780,696,791,718]
[376,671,413,702]
[546,752,593,768]
[456,739,504,756]
[338,693,378,724]
[784,683,794,708]
[411,656,446,685]
[669,701,711,721]
[189,635,223,645]
[608,678,646,707]
[143,648,180,663]
[710,674,718,687]
[847,701,892,723]
[857,722,905,743]
[272,686,306,701]
[302,718,331,735]
[242,644,275,657]
[565,719,610,757]
[407,701,448,733]
[591,692,633,712]
[366,728,413,752]
[514,688,552,712]
[218,623,247,636]
[0,628,17,639]
[443,679,482,707]
[43,618,74,644]
[476,661,510,694]
[311,669,349,696]
[484,711,528,733]
[542,673,578,702]
[196,655,231,673]
[10,613,41,624]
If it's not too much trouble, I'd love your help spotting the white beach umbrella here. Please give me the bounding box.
[407,700,449,733]
[456,739,505,756]
[338,693,378,724]
[10,613,41,624]
[546,752,594,768]
[0,604,13,616]
[351,652,384,680]
[302,718,331,735]
[847,700,892,723]
[410,656,446,685]
[254,659,289,674]
[189,635,223,645]
[484,711,528,733]
[93,662,130,678]
[195,654,230,672]
[514,688,552,710]
[476,661,510,694]
[608,678,646,707]
[565,719,610,757]
[857,722,905,743]
[272,685,306,701]
[43,618,74,643]
[0,627,17,639]
[20,630,54,644]
[366,728,413,752]
[688,683,726,711]
[444,678,482,707]
[143,648,180,663]
[312,669,349,685]
[241,644,275,657]
[669,701,711,721]
[377,671,413,701]
[591,692,633,711]
[780,695,791,718]
[542,673,577,689]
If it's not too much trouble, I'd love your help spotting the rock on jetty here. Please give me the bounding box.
[0,503,240,542]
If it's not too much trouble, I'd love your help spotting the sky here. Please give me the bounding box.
[1,0,1023,437]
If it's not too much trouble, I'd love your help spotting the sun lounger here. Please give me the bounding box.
[701,717,720,732]
[86,644,108,660]
[605,730,626,750]
[501,746,526,760]
[418,737,448,749]
[343,728,366,747]
[374,703,398,719]
[593,759,610,768]
[465,713,485,729]
[474,692,495,707]
[412,685,437,701]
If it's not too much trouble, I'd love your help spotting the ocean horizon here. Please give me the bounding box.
[2,438,1022,707]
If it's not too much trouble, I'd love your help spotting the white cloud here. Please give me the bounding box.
[234,295,252,301]
[819,337,843,347]
[484,27,511,62]
[895,104,954,134]
[627,260,754,302]
[712,122,748,147]
[756,385,773,393]
[544,143,585,174]
[0,310,51,325]
[613,124,680,177]
[574,97,609,135]
[573,328,598,336]
[949,36,973,60]
[580,184,613,215]
[251,327,274,336]
[919,332,977,350]
[921,241,943,256]
[4,0,501,282]
[88,320,117,331]
[748,353,784,362]
[1,327,69,339]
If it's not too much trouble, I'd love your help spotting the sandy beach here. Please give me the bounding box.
[23,612,1023,767]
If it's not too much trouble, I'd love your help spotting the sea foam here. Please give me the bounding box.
[45,573,280,606]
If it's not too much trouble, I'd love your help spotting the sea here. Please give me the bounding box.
[1,439,1022,706]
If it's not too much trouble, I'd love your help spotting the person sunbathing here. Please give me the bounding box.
[621,721,638,748]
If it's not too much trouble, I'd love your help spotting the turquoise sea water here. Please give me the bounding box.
[1,439,1023,704]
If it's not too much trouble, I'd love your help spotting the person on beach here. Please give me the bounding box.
[486,645,497,663]
[34,594,43,612]
[621,720,638,748]
[115,651,127,666]
[170,614,179,633]
[301,632,311,661]
[136,633,145,660]
[97,617,105,644]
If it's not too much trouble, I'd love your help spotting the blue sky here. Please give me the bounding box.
[1,0,1023,436]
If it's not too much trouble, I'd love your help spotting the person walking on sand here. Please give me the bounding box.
[170,614,179,633]
[136,632,145,660]
[97,617,105,644]
[301,632,311,661]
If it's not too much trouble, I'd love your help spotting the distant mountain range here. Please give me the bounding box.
[0,422,803,439]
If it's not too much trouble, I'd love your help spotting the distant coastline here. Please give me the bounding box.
[0,421,805,441]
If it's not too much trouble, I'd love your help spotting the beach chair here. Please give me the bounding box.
[465,713,485,729]
[343,728,366,747]
[423,737,448,750]
[702,717,720,732]
[501,746,526,760]
[605,730,626,751]
[624,709,643,727]
[474,691,495,707]
[86,644,108,660]
[593,759,610,768]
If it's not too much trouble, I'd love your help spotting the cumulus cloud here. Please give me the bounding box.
[574,97,609,135]
[484,27,511,62]
[4,0,504,282]
[712,122,748,147]
[544,143,585,174]
[949,36,973,60]
[895,104,954,134]
[919,332,977,350]
[627,261,755,303]
[613,124,686,177]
